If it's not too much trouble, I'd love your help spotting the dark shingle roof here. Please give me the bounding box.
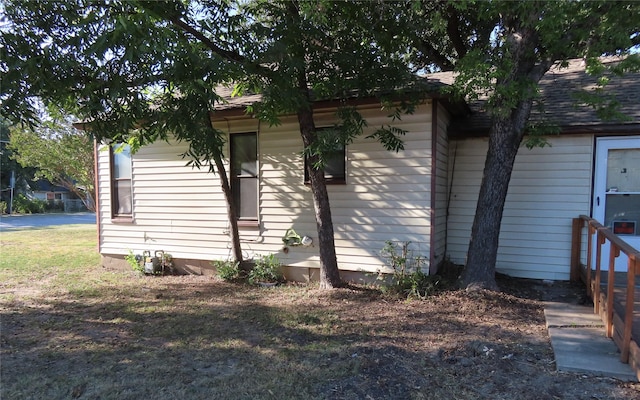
[213,85,263,111]
[211,78,468,116]
[444,57,640,136]
[212,57,640,135]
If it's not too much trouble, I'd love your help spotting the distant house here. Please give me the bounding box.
[31,180,70,202]
[30,180,88,212]
[94,58,640,281]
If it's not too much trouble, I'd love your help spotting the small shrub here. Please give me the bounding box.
[0,201,7,214]
[248,254,283,285]
[380,241,441,299]
[159,252,175,275]
[12,194,46,214]
[213,259,242,282]
[44,200,65,212]
[125,250,144,274]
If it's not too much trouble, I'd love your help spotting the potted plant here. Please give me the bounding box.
[248,254,283,286]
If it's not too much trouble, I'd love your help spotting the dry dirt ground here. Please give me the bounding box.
[1,273,639,400]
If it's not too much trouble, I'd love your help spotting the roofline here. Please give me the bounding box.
[210,92,469,120]
[448,123,640,139]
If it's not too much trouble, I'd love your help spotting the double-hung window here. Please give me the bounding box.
[304,128,346,184]
[110,143,133,220]
[230,133,259,224]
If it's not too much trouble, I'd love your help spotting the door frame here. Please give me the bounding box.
[592,136,640,272]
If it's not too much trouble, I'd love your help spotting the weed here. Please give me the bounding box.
[248,254,283,285]
[213,259,242,282]
[125,250,144,274]
[380,240,441,299]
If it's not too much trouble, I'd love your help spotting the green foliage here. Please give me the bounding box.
[1,120,36,201]
[8,113,96,211]
[125,250,144,274]
[523,121,561,150]
[4,0,638,290]
[0,201,7,214]
[213,259,242,282]
[159,253,175,276]
[380,241,441,299]
[248,254,283,285]
[12,194,46,214]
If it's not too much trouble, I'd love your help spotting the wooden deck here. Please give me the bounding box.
[572,216,640,381]
[581,268,640,381]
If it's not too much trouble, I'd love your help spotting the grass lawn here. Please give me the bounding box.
[1,225,638,399]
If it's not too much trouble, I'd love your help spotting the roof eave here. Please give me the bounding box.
[448,123,640,139]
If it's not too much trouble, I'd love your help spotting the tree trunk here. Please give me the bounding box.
[297,107,343,289]
[458,18,553,291]
[58,180,96,212]
[458,118,524,291]
[288,0,341,289]
[212,151,243,264]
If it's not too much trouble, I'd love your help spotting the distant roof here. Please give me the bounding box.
[32,180,69,193]
[442,57,640,137]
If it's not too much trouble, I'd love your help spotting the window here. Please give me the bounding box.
[230,133,258,223]
[304,128,346,184]
[110,143,132,219]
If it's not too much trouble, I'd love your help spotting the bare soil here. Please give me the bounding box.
[1,273,639,400]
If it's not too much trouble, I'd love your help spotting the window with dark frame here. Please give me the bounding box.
[110,143,133,219]
[230,133,259,223]
[304,128,346,184]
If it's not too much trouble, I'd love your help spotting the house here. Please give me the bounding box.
[30,180,89,212]
[95,57,640,282]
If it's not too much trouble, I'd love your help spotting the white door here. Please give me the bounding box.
[592,137,640,272]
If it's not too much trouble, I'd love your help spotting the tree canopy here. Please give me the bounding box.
[1,0,638,290]
[399,0,640,290]
[8,112,96,211]
[1,0,417,288]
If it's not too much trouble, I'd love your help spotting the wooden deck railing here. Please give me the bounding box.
[571,215,640,368]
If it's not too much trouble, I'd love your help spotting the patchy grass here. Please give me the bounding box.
[0,225,101,288]
[1,226,639,399]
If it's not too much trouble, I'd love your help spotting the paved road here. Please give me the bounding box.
[0,212,96,230]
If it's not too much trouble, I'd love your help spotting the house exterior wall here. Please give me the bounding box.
[431,102,451,272]
[446,134,594,280]
[96,101,436,278]
[96,140,232,263]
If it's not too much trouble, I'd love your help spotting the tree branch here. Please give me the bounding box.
[166,15,277,80]
[416,39,455,71]
[446,5,468,58]
[167,16,246,64]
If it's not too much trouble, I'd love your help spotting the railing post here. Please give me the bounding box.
[606,244,619,338]
[621,255,637,363]
[586,223,595,297]
[594,229,605,315]
[570,218,583,282]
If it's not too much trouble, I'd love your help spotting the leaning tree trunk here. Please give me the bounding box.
[212,151,243,264]
[458,118,525,291]
[458,20,553,291]
[288,0,341,289]
[297,106,343,289]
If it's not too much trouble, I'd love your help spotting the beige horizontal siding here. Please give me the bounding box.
[97,102,435,274]
[446,134,594,280]
[97,140,232,261]
[432,103,451,270]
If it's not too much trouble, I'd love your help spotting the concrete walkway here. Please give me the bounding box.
[544,302,637,381]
